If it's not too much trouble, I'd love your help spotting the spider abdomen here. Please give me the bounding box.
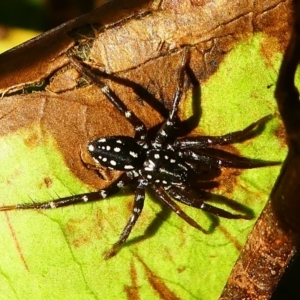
[87,136,146,171]
[142,149,188,185]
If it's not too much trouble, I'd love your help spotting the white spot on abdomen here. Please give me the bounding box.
[88,144,95,152]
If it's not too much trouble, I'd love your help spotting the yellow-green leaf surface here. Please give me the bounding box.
[0,27,40,54]
[0,34,287,300]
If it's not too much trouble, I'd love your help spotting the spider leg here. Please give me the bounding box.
[167,185,251,219]
[152,184,208,233]
[175,114,272,149]
[183,149,280,169]
[104,180,146,259]
[153,48,190,147]
[67,55,148,144]
[0,173,131,211]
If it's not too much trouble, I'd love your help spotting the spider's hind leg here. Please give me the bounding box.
[0,173,131,211]
[68,54,148,144]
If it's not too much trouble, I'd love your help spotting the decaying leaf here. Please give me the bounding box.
[0,1,293,299]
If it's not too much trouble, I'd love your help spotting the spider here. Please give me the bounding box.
[0,49,278,258]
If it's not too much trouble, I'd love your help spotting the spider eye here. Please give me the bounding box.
[87,136,145,171]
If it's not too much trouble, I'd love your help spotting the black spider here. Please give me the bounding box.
[0,49,278,258]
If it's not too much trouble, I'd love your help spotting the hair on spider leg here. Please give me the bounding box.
[0,48,280,259]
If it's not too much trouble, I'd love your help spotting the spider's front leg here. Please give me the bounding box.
[167,185,251,220]
[175,115,281,169]
[0,173,131,211]
[175,114,272,149]
[104,179,146,259]
[152,184,208,233]
[183,148,280,169]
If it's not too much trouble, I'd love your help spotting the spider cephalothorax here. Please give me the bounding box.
[0,49,278,258]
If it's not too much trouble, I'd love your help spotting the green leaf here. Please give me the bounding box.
[0,35,286,299]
